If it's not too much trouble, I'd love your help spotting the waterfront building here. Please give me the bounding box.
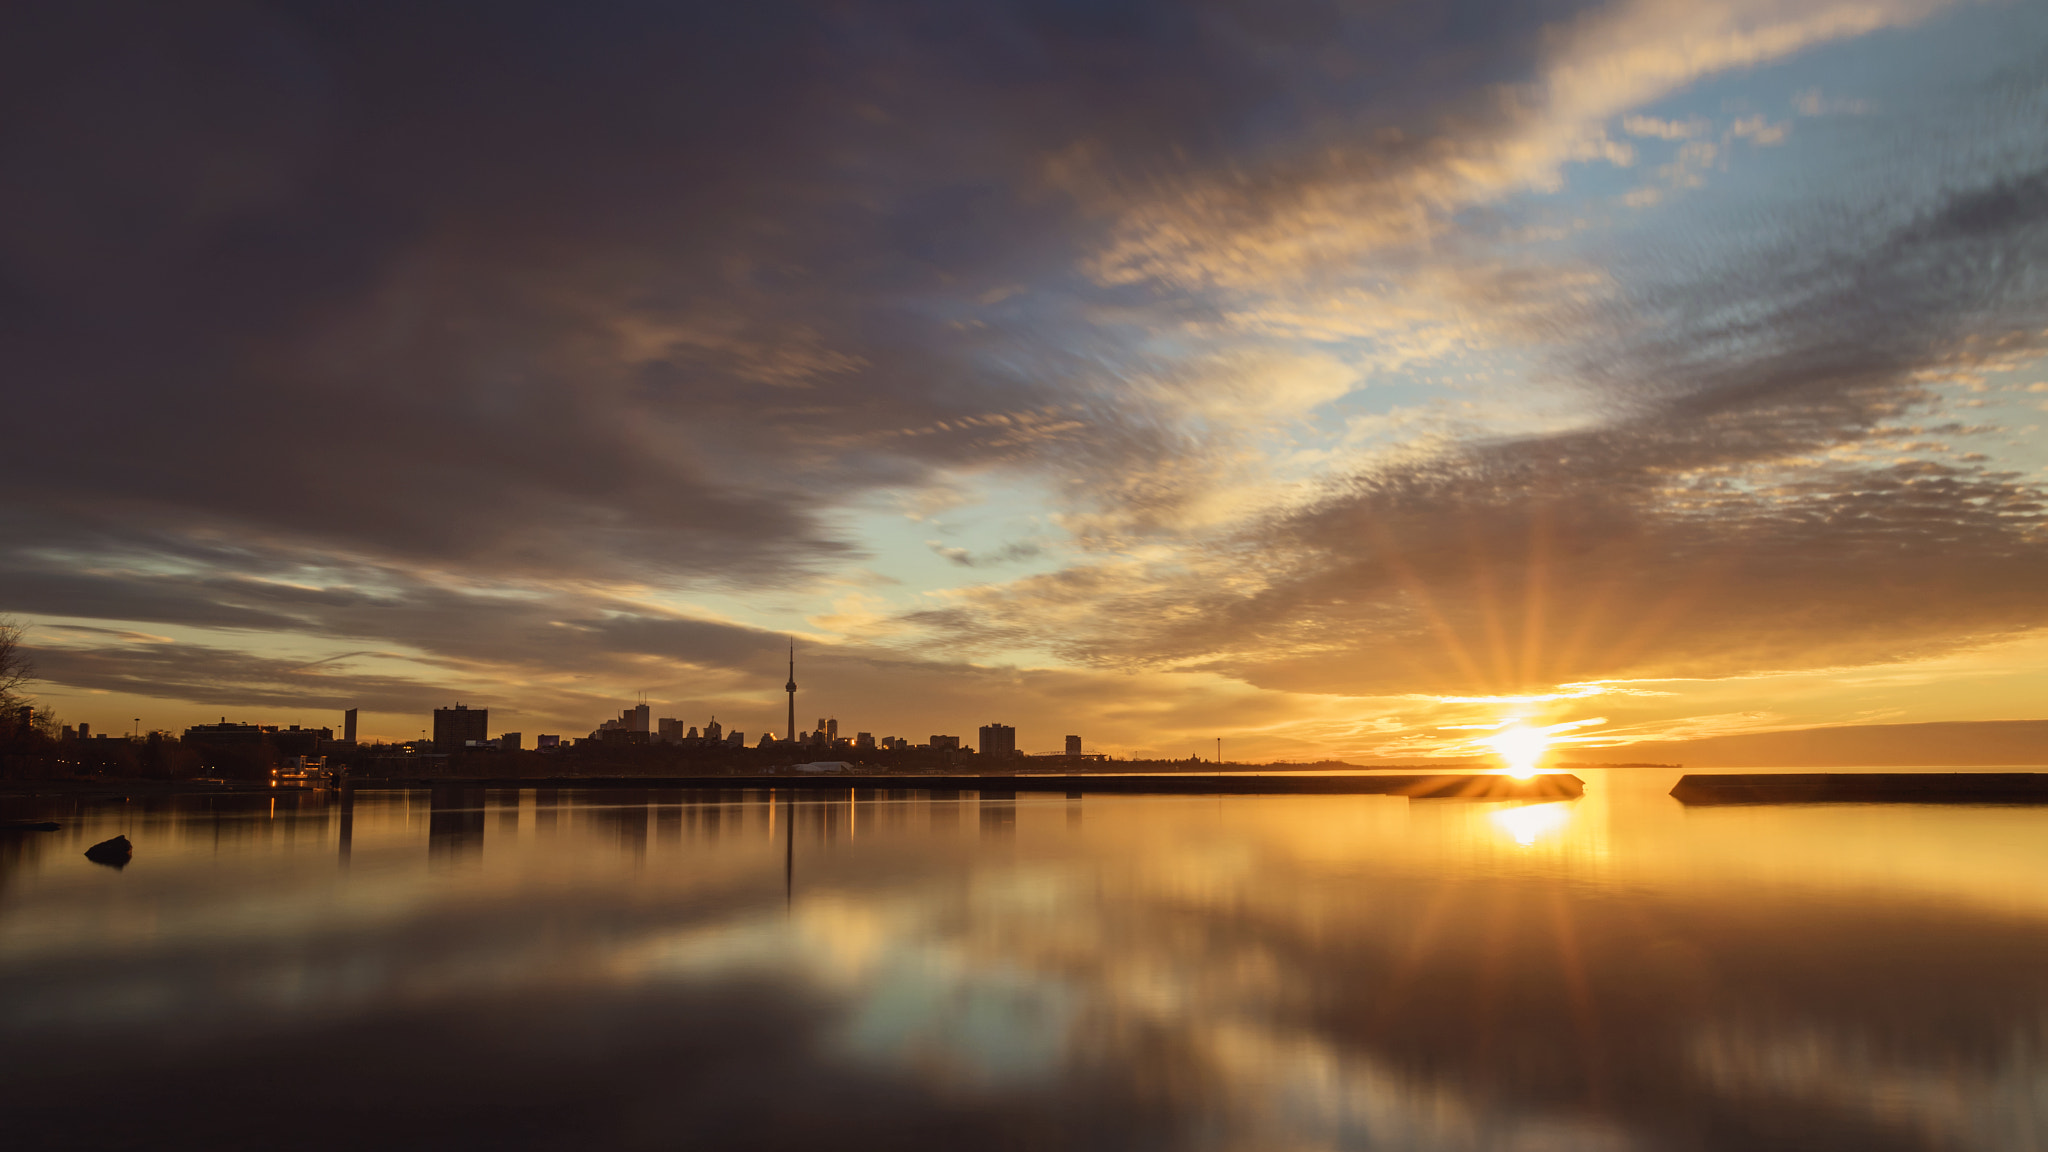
[978,723,1017,759]
[433,704,488,752]
[183,720,266,746]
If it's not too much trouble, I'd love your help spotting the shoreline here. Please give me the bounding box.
[3,772,1582,800]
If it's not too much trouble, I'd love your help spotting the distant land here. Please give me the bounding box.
[1582,720,2048,768]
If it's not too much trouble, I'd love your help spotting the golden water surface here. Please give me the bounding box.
[4,769,2048,1151]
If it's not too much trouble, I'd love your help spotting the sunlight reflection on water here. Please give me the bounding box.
[4,770,2048,1150]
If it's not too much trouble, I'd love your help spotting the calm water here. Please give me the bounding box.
[5,770,2048,1151]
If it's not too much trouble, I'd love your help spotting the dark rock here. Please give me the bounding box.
[84,835,131,867]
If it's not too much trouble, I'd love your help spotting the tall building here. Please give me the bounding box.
[930,735,961,750]
[500,732,523,751]
[343,708,359,743]
[657,717,685,743]
[1065,735,1081,757]
[626,704,650,733]
[978,723,1017,758]
[705,717,723,742]
[826,718,838,742]
[785,641,797,743]
[433,704,488,752]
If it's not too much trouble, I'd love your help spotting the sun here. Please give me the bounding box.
[1485,724,1551,779]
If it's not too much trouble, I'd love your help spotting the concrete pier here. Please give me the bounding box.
[1672,772,2048,805]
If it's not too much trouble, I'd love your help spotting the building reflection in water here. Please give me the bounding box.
[534,787,559,836]
[426,783,485,861]
[492,789,520,841]
[928,789,960,833]
[979,791,1016,840]
[650,790,678,844]
[337,784,354,866]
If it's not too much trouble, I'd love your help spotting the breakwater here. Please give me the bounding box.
[1672,772,2048,805]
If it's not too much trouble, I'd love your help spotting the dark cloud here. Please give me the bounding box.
[26,641,445,715]
[0,0,1588,589]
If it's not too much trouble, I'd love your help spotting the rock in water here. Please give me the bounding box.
[84,835,132,867]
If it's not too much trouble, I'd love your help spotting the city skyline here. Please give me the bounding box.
[3,1,2046,765]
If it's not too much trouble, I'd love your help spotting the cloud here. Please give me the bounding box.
[928,541,1044,568]
[908,156,2048,694]
[1792,86,1873,116]
[1622,114,1712,139]
[1728,114,1791,145]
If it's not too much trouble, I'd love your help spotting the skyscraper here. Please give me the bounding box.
[978,723,1016,758]
[343,708,358,743]
[1065,735,1081,757]
[785,640,797,743]
[627,703,650,733]
[433,704,487,752]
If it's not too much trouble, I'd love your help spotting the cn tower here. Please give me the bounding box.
[784,639,797,743]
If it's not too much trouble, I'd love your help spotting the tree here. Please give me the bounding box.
[0,616,31,712]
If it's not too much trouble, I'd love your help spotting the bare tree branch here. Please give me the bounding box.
[0,617,34,707]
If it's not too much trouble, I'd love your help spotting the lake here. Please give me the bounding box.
[4,769,2047,1151]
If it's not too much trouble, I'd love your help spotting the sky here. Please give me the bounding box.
[2,0,2046,759]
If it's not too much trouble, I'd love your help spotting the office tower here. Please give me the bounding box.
[978,723,1017,758]
[856,732,875,749]
[627,704,650,733]
[826,718,838,742]
[343,708,359,743]
[930,735,960,750]
[658,717,685,743]
[537,734,560,749]
[1066,735,1081,757]
[705,717,723,742]
[433,704,488,752]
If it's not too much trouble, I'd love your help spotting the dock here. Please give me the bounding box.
[356,773,1582,799]
[1671,772,2048,805]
